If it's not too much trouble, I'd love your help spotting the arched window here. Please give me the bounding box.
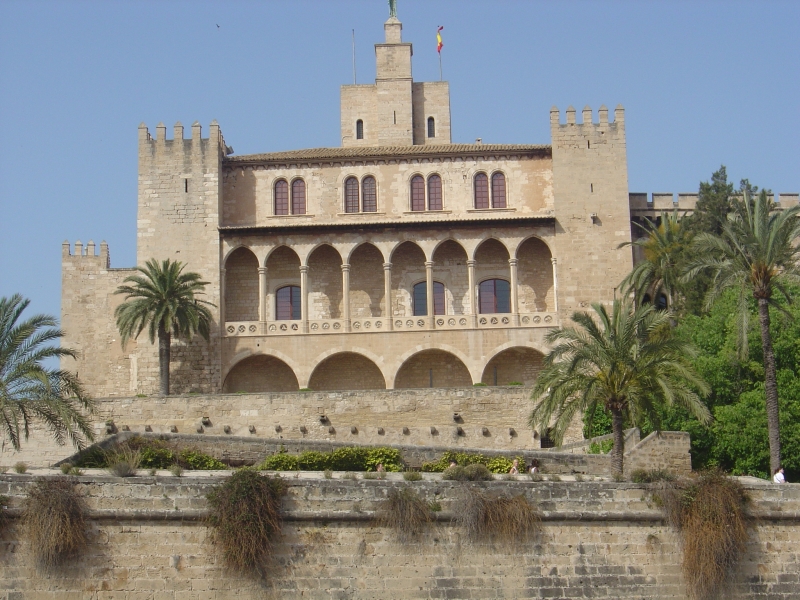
[356,119,364,140]
[479,279,510,314]
[427,116,435,138]
[656,293,668,310]
[276,285,301,320]
[412,281,445,316]
[410,175,425,211]
[362,176,377,212]
[291,179,306,215]
[427,174,442,211]
[491,172,507,208]
[474,173,489,209]
[274,179,289,215]
[345,177,359,213]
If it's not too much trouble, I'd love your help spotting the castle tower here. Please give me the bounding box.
[341,8,451,147]
[550,105,633,314]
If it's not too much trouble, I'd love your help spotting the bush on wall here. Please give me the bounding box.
[377,486,433,543]
[455,488,541,545]
[259,446,404,472]
[421,450,522,474]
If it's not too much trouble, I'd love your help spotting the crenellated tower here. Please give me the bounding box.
[550,105,633,314]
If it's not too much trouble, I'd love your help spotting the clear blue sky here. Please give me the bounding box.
[1,0,797,322]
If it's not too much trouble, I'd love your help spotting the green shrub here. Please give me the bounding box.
[169,464,184,477]
[260,452,300,471]
[421,451,519,474]
[442,463,494,482]
[403,471,422,481]
[107,446,140,477]
[59,463,73,475]
[630,469,676,484]
[13,462,27,474]
[506,381,524,386]
[139,445,175,469]
[179,450,226,471]
[71,446,107,468]
[377,486,432,543]
[588,439,614,454]
[297,450,329,471]
[259,446,403,472]
[365,447,403,472]
[206,469,285,576]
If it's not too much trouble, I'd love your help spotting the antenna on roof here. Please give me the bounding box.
[352,29,357,84]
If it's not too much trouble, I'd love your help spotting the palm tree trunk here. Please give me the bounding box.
[158,324,170,396]
[611,407,624,476]
[757,297,781,475]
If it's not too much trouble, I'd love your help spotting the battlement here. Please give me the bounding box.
[630,192,800,216]
[138,119,226,152]
[61,239,110,267]
[550,104,624,127]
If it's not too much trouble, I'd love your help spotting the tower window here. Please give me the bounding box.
[356,119,364,140]
[427,117,435,138]
[276,285,301,320]
[474,173,489,209]
[410,175,425,211]
[362,176,377,212]
[412,281,445,316]
[479,279,511,314]
[427,174,442,211]
[274,179,289,215]
[291,179,306,215]
[491,172,507,208]
[345,177,360,213]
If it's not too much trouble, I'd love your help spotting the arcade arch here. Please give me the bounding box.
[222,354,299,393]
[308,352,386,391]
[394,349,473,389]
[481,346,544,386]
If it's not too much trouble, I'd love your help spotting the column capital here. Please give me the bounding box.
[508,258,518,266]
[299,265,309,274]
[467,260,476,267]
[258,266,268,274]
[424,261,434,268]
[341,263,351,272]
[551,257,557,265]
[383,262,392,270]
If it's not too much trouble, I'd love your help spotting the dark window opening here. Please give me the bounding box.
[491,172,507,208]
[362,176,377,212]
[540,428,556,449]
[427,116,435,138]
[291,179,306,215]
[474,173,489,209]
[184,178,188,193]
[356,119,364,140]
[276,285,301,320]
[427,174,442,210]
[274,179,289,215]
[410,175,425,211]
[345,177,359,213]
[413,281,445,316]
[479,279,510,314]
[656,294,668,310]
[590,183,594,193]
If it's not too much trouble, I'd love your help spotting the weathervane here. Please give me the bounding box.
[388,0,397,18]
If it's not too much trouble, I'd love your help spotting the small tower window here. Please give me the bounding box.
[427,117,435,138]
[356,119,364,140]
[427,174,442,211]
[362,176,377,212]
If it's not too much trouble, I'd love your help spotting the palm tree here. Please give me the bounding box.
[0,295,94,450]
[114,259,214,396]
[619,210,692,309]
[685,191,800,475]
[529,300,711,475]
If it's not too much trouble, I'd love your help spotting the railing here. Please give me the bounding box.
[224,312,559,337]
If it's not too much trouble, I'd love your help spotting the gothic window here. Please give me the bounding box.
[274,179,289,215]
[427,116,435,138]
[474,173,489,209]
[412,281,445,316]
[276,285,301,320]
[427,174,442,211]
[410,175,425,211]
[362,176,377,212]
[491,172,507,208]
[345,177,360,213]
[291,179,306,215]
[540,427,556,449]
[356,119,364,140]
[479,279,510,314]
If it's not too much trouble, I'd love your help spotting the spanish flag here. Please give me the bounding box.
[437,26,444,53]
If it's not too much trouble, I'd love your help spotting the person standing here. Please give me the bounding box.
[773,467,786,483]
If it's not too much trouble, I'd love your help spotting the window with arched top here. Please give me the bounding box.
[427,174,442,211]
[412,281,445,316]
[356,119,364,140]
[427,116,435,138]
[474,173,489,209]
[276,285,301,320]
[479,279,510,314]
[491,172,507,208]
[291,179,306,215]
[410,175,425,211]
[345,177,359,213]
[274,179,289,215]
[362,176,377,212]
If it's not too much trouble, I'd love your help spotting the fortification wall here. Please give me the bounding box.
[0,475,797,599]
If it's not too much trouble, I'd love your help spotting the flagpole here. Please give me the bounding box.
[352,29,357,84]
[439,52,442,81]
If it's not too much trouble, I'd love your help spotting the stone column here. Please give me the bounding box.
[258,267,268,322]
[342,263,351,332]
[383,262,393,330]
[551,257,559,313]
[509,258,519,325]
[467,259,477,328]
[425,260,434,327]
[300,265,309,333]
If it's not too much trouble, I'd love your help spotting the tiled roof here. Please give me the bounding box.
[225,144,551,164]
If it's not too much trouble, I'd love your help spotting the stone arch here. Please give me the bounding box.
[517,236,555,312]
[222,354,299,393]
[431,240,469,315]
[394,349,473,389]
[474,239,511,313]
[224,246,259,321]
[307,244,343,319]
[308,352,387,391]
[390,241,426,318]
[265,246,301,321]
[481,345,545,386]
[349,242,385,317]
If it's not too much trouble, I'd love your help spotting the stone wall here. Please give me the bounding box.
[0,475,797,599]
